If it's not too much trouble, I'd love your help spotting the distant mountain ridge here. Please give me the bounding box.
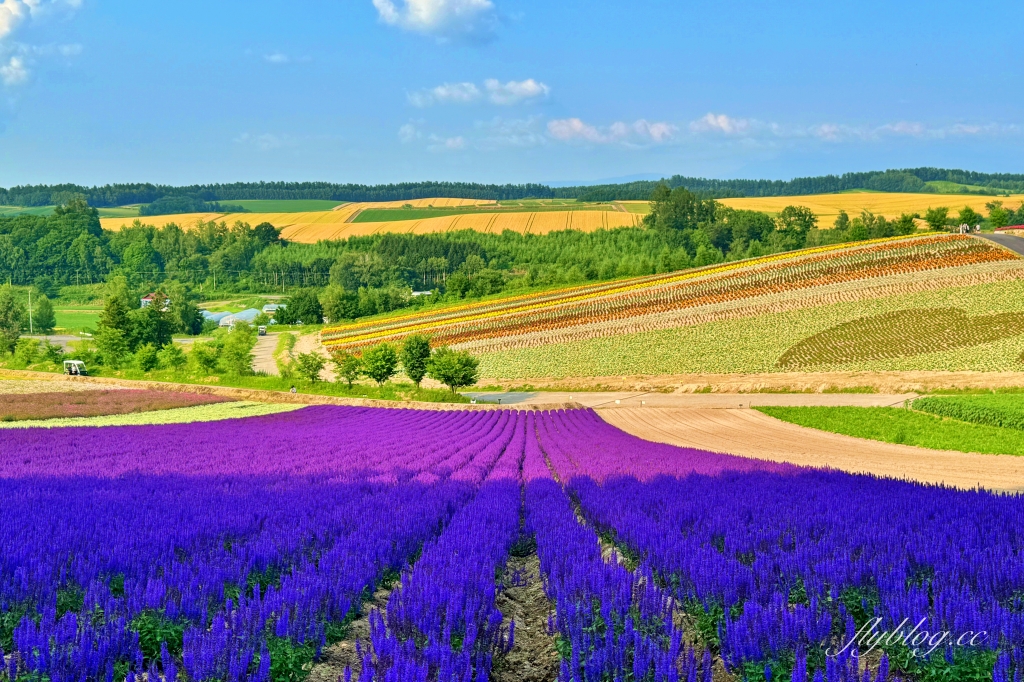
[2,167,1022,208]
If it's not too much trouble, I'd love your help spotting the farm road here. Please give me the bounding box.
[252,333,280,375]
[602,407,1024,492]
[977,232,1024,256]
[465,391,917,408]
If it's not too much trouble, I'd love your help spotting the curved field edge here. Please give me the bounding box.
[0,401,302,429]
[476,277,1024,378]
[755,405,1024,456]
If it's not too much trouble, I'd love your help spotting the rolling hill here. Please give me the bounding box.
[319,234,1024,379]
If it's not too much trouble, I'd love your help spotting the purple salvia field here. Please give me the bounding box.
[0,406,1021,681]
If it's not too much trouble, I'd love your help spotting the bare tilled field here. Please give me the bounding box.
[602,407,1024,491]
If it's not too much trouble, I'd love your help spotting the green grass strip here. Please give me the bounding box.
[756,406,1024,457]
[0,401,302,429]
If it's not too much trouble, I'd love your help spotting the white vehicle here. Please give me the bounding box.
[63,360,88,376]
[258,326,268,336]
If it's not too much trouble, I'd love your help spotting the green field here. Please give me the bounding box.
[924,181,1012,195]
[219,199,348,212]
[54,308,102,332]
[912,394,1024,430]
[0,205,55,217]
[353,203,619,223]
[96,206,141,218]
[757,405,1024,456]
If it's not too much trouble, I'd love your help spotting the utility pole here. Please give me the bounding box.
[28,288,33,335]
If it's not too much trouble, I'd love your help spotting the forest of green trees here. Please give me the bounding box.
[4,189,1019,328]
[2,167,1023,209]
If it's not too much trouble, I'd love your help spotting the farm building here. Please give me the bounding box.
[200,311,231,324]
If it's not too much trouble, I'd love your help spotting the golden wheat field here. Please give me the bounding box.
[718,193,1024,224]
[100,202,643,242]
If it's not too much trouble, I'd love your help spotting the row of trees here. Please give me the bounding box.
[291,335,480,394]
[5,167,1024,206]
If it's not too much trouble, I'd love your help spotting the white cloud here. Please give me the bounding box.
[57,42,80,56]
[0,0,76,41]
[264,52,289,64]
[484,78,549,105]
[408,78,548,107]
[548,117,677,145]
[373,0,498,41]
[408,81,480,107]
[547,117,605,142]
[632,119,678,142]
[689,112,751,135]
[0,54,26,84]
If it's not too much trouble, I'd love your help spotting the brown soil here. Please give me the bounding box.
[482,370,1024,394]
[602,407,1024,492]
[308,587,392,682]
[0,379,121,395]
[492,554,560,682]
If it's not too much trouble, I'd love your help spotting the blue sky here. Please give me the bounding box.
[0,0,1021,187]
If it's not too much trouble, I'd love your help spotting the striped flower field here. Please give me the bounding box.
[1,406,1023,681]
[321,235,1020,362]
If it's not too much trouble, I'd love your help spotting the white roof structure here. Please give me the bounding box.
[219,308,262,327]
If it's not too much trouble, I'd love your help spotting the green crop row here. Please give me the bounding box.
[913,395,1024,431]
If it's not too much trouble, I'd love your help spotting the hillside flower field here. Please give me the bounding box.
[319,233,1024,378]
[1,406,1023,681]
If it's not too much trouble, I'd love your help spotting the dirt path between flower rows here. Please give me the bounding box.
[601,407,1024,492]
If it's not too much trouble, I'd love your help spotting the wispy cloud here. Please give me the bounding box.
[409,78,549,107]
[475,116,546,149]
[0,0,82,86]
[373,0,499,42]
[484,78,549,105]
[235,132,290,151]
[428,134,466,151]
[548,117,678,145]
[689,112,752,135]
[685,112,1021,144]
[408,81,480,107]
[0,55,26,85]
[264,52,290,64]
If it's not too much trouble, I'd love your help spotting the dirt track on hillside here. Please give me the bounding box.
[486,371,1024,394]
[601,407,1024,492]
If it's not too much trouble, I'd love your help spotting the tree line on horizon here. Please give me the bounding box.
[2,167,1024,209]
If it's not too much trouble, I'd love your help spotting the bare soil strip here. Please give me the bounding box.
[492,554,560,682]
[308,586,392,682]
[601,407,1024,492]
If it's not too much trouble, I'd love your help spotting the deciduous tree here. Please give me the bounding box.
[362,343,398,386]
